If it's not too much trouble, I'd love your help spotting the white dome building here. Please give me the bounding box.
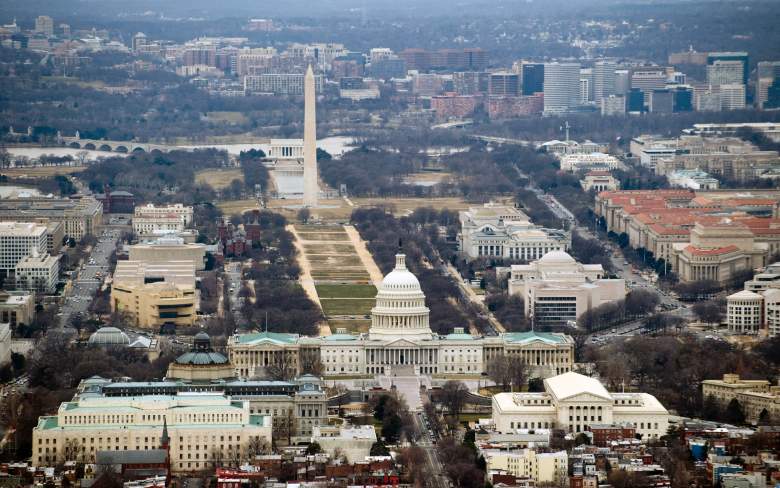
[368,254,433,341]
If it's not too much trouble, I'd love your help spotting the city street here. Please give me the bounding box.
[413,411,448,488]
[59,229,120,330]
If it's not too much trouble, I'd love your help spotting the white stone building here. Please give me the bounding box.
[32,394,272,471]
[726,290,763,333]
[133,204,193,236]
[492,372,670,439]
[458,203,570,261]
[508,251,625,326]
[668,169,720,190]
[559,153,621,172]
[128,237,207,271]
[580,171,620,192]
[228,253,576,380]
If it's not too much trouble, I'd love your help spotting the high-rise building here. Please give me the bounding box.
[615,69,630,95]
[488,72,520,96]
[34,15,53,37]
[601,95,626,116]
[579,77,590,104]
[543,62,581,115]
[593,61,617,103]
[673,86,694,112]
[132,32,147,51]
[707,51,749,85]
[756,61,780,109]
[706,60,744,86]
[630,68,669,104]
[627,88,645,112]
[0,222,48,274]
[649,89,674,113]
[182,47,216,67]
[521,63,544,95]
[453,71,489,95]
[719,84,747,110]
[368,57,406,80]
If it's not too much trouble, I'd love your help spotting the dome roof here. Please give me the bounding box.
[538,250,576,265]
[174,351,229,366]
[89,327,130,346]
[379,254,422,291]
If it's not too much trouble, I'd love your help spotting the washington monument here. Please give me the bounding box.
[303,64,319,207]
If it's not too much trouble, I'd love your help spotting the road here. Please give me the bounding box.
[59,229,121,330]
[413,411,448,488]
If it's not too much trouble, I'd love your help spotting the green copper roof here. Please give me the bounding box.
[323,333,358,341]
[236,331,299,345]
[39,416,59,430]
[503,331,566,344]
[174,351,229,365]
[444,332,475,341]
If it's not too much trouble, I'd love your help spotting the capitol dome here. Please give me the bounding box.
[88,327,130,346]
[538,250,576,265]
[378,254,422,291]
[368,254,433,341]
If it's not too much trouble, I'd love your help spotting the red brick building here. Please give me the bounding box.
[487,94,544,119]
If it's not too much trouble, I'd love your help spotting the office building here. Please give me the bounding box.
[543,62,581,114]
[508,251,625,326]
[726,290,763,334]
[0,196,102,240]
[0,222,48,274]
[453,71,489,95]
[492,372,670,439]
[592,61,616,103]
[34,16,53,37]
[706,60,745,87]
[367,57,406,80]
[719,84,747,110]
[702,374,771,410]
[32,394,272,472]
[182,47,216,67]
[615,69,630,95]
[243,73,324,95]
[458,203,570,261]
[15,253,60,293]
[673,86,694,112]
[579,77,590,104]
[600,94,626,116]
[707,52,749,85]
[627,88,645,112]
[649,89,674,113]
[489,72,521,97]
[521,63,544,95]
[630,68,669,104]
[111,261,197,329]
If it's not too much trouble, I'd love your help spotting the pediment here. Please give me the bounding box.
[384,338,423,348]
[559,392,612,403]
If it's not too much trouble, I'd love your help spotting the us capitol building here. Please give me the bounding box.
[228,253,575,378]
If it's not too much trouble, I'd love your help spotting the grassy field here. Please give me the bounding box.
[205,111,249,125]
[328,319,371,334]
[217,199,260,215]
[296,232,350,242]
[1,166,87,177]
[319,298,375,316]
[306,255,364,267]
[315,284,377,299]
[195,168,244,190]
[303,243,356,254]
[311,270,371,281]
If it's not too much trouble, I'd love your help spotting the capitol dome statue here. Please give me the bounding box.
[368,253,434,341]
